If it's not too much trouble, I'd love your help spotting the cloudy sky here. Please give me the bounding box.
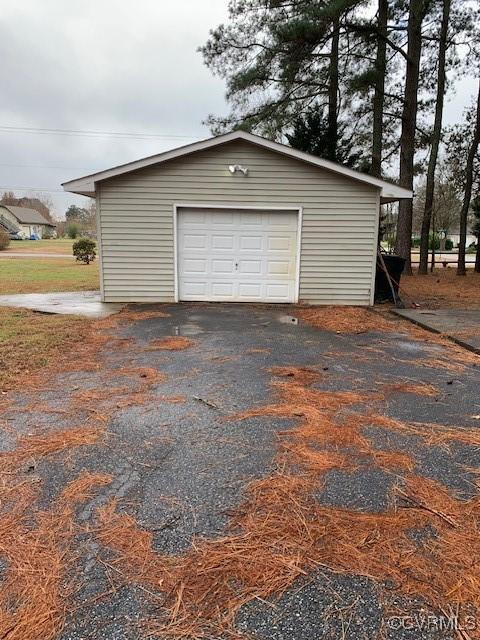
[0,1,475,218]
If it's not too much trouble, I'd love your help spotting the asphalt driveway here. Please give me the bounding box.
[2,304,480,639]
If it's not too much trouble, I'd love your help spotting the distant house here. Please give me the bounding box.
[448,227,476,248]
[0,204,56,239]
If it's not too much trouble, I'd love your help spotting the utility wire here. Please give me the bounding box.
[0,125,199,140]
[0,185,67,193]
[0,162,92,171]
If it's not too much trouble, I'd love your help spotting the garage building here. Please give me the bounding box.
[63,131,412,306]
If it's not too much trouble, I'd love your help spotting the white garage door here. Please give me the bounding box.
[177,208,299,302]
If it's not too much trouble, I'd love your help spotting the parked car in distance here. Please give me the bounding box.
[9,231,24,240]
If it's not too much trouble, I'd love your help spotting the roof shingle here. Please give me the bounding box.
[0,205,55,226]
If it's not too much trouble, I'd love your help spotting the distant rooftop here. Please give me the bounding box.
[0,204,55,226]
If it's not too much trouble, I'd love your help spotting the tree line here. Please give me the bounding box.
[201,0,480,275]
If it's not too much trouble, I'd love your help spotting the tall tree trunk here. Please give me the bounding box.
[327,17,340,161]
[475,238,480,273]
[371,0,388,178]
[418,0,451,275]
[458,82,480,276]
[395,0,429,274]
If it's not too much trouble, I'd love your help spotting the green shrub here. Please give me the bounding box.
[429,234,440,251]
[73,237,96,264]
[445,238,453,250]
[67,222,80,239]
[0,229,10,250]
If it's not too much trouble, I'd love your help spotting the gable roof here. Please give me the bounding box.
[62,130,412,202]
[0,204,55,226]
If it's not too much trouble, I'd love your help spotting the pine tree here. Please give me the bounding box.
[201,0,367,142]
[471,196,480,273]
[458,83,480,275]
[418,0,451,274]
[395,0,433,274]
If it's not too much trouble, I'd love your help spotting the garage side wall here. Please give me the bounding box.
[97,140,380,305]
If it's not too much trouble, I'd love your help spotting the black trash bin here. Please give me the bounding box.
[375,254,406,303]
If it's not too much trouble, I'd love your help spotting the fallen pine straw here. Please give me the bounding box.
[158,395,187,404]
[294,306,398,334]
[401,270,480,310]
[379,381,440,398]
[0,426,112,640]
[268,366,323,387]
[146,337,195,351]
[113,366,167,385]
[246,348,271,354]
[0,426,104,472]
[117,309,171,322]
[0,471,112,640]
[92,365,480,638]
[295,304,480,374]
[397,356,467,374]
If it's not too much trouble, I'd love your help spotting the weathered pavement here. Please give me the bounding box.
[395,308,480,354]
[1,303,480,639]
[0,290,123,318]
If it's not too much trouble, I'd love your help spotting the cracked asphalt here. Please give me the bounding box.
[2,303,480,639]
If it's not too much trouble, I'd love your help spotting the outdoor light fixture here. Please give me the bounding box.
[228,164,249,176]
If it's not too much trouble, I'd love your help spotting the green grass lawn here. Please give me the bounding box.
[0,258,99,295]
[5,238,74,254]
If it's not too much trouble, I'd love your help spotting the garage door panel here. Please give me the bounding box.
[182,234,207,249]
[212,282,235,297]
[239,236,263,251]
[266,283,292,298]
[214,212,235,224]
[268,260,290,275]
[182,281,207,297]
[240,212,262,225]
[239,259,262,274]
[178,209,298,302]
[267,212,296,227]
[181,212,207,225]
[267,236,292,251]
[212,259,236,274]
[238,283,263,298]
[182,258,207,274]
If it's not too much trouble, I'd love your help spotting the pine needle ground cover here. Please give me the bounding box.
[401,269,480,310]
[1,303,480,639]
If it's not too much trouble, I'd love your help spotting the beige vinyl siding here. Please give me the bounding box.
[98,140,379,304]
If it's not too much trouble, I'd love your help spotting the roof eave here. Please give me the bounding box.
[62,181,95,196]
[61,130,414,200]
[380,187,413,203]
